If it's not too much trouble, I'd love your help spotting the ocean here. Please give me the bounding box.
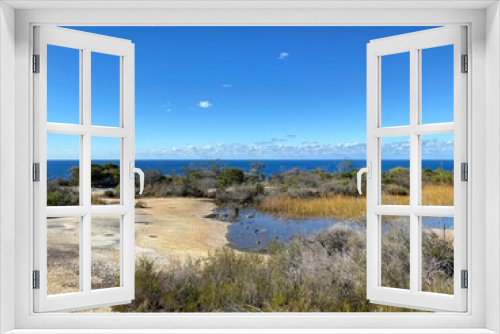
[47,159,453,181]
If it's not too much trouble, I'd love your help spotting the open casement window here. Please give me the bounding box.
[365,26,467,312]
[33,26,139,312]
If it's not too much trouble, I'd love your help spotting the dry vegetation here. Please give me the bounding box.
[46,161,455,312]
[113,224,453,313]
[260,184,453,219]
[259,195,367,219]
[422,184,454,206]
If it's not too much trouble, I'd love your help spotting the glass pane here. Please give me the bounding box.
[421,133,454,206]
[91,137,121,205]
[47,216,80,295]
[421,217,454,294]
[381,215,410,290]
[91,52,120,127]
[47,133,80,206]
[381,136,410,205]
[47,45,80,124]
[92,215,121,290]
[421,45,454,124]
[381,52,410,127]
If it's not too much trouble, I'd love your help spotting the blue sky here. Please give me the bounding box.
[46,26,454,160]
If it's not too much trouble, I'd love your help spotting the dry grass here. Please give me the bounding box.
[382,185,454,206]
[260,185,454,219]
[381,194,410,205]
[259,195,367,219]
[422,184,454,206]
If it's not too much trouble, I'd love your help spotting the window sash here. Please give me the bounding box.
[33,26,136,313]
[366,26,468,312]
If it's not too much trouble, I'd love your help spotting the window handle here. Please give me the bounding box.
[129,162,144,195]
[357,162,371,195]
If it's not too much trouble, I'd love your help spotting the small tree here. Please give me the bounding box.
[218,168,245,188]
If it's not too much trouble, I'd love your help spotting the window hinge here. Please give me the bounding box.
[33,163,40,182]
[461,54,468,73]
[461,162,468,181]
[33,54,40,73]
[33,270,40,289]
[461,270,468,289]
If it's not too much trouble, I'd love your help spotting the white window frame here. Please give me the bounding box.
[0,1,499,333]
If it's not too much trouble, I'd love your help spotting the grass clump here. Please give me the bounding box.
[135,200,148,208]
[422,184,454,206]
[259,196,366,219]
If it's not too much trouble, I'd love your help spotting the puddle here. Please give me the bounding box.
[213,208,341,252]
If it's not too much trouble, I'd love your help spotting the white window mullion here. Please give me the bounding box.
[409,47,420,294]
[82,48,92,295]
[121,47,135,297]
[365,45,380,298]
[372,126,411,138]
[413,123,454,135]
[82,213,91,294]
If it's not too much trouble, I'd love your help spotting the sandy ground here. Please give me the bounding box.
[134,197,229,265]
[47,197,229,311]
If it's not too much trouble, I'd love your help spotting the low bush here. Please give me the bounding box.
[112,225,453,313]
[215,184,264,207]
[47,181,78,206]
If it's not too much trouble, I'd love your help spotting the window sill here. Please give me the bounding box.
[4,330,498,334]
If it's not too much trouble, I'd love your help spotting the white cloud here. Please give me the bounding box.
[222,84,233,88]
[163,102,173,113]
[277,52,290,60]
[135,137,456,160]
[380,138,453,159]
[198,100,212,109]
[136,141,369,160]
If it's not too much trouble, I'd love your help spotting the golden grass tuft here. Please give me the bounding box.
[422,184,454,206]
[259,195,367,219]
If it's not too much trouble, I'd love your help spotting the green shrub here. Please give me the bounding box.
[218,168,245,188]
[216,184,263,206]
[71,164,120,188]
[47,181,78,206]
